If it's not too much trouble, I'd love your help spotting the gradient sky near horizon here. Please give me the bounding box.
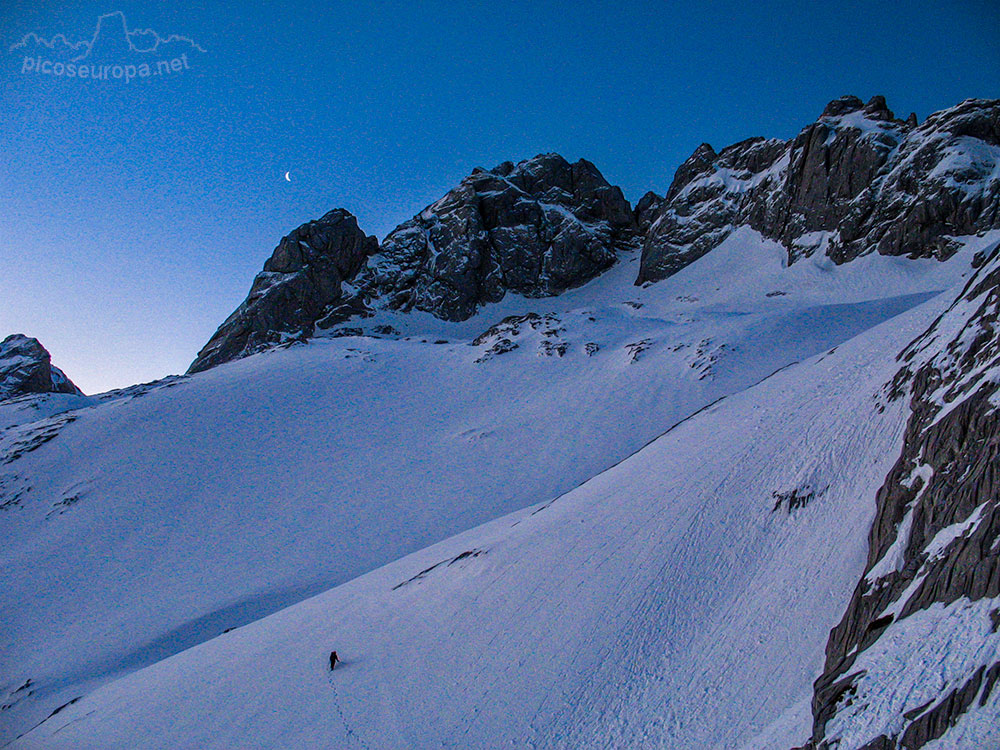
[1,0,998,394]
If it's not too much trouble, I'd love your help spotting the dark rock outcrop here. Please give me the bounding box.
[0,335,82,401]
[190,154,639,371]
[640,96,1000,283]
[639,136,787,282]
[829,98,1000,263]
[355,153,639,322]
[798,240,1000,749]
[188,209,378,373]
[633,191,664,234]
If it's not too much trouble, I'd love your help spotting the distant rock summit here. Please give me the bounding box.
[0,335,82,401]
[190,96,1000,372]
[359,153,639,321]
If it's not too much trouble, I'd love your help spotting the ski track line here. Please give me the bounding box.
[327,672,372,750]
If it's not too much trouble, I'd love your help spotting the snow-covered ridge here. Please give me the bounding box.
[6,96,1000,749]
[185,96,998,375]
[7,234,965,749]
[188,153,639,373]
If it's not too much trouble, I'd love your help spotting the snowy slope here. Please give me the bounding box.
[10,252,969,749]
[0,230,981,745]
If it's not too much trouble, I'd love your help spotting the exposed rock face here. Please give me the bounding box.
[639,136,787,281]
[188,209,378,373]
[633,190,664,234]
[829,98,1000,264]
[640,96,1000,283]
[356,153,639,321]
[798,241,1000,749]
[190,154,638,371]
[0,335,82,400]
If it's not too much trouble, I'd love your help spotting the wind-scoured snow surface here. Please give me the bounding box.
[1,230,986,747]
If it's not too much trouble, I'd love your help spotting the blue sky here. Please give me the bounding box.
[2,0,997,393]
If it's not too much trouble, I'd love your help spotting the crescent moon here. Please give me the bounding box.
[284,171,291,182]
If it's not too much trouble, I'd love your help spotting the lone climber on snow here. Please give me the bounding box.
[329,650,340,671]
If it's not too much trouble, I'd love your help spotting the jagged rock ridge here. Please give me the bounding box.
[189,153,638,372]
[639,96,1000,282]
[0,335,82,401]
[355,153,639,321]
[191,97,999,372]
[798,241,1000,749]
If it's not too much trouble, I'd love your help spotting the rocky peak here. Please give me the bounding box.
[503,153,604,199]
[665,142,717,201]
[639,96,1000,283]
[634,190,664,233]
[862,94,895,121]
[0,334,82,401]
[188,208,378,373]
[926,96,1000,144]
[820,94,895,122]
[638,135,787,283]
[820,94,866,118]
[355,153,639,323]
[768,100,908,256]
[828,97,1000,263]
[262,208,373,279]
